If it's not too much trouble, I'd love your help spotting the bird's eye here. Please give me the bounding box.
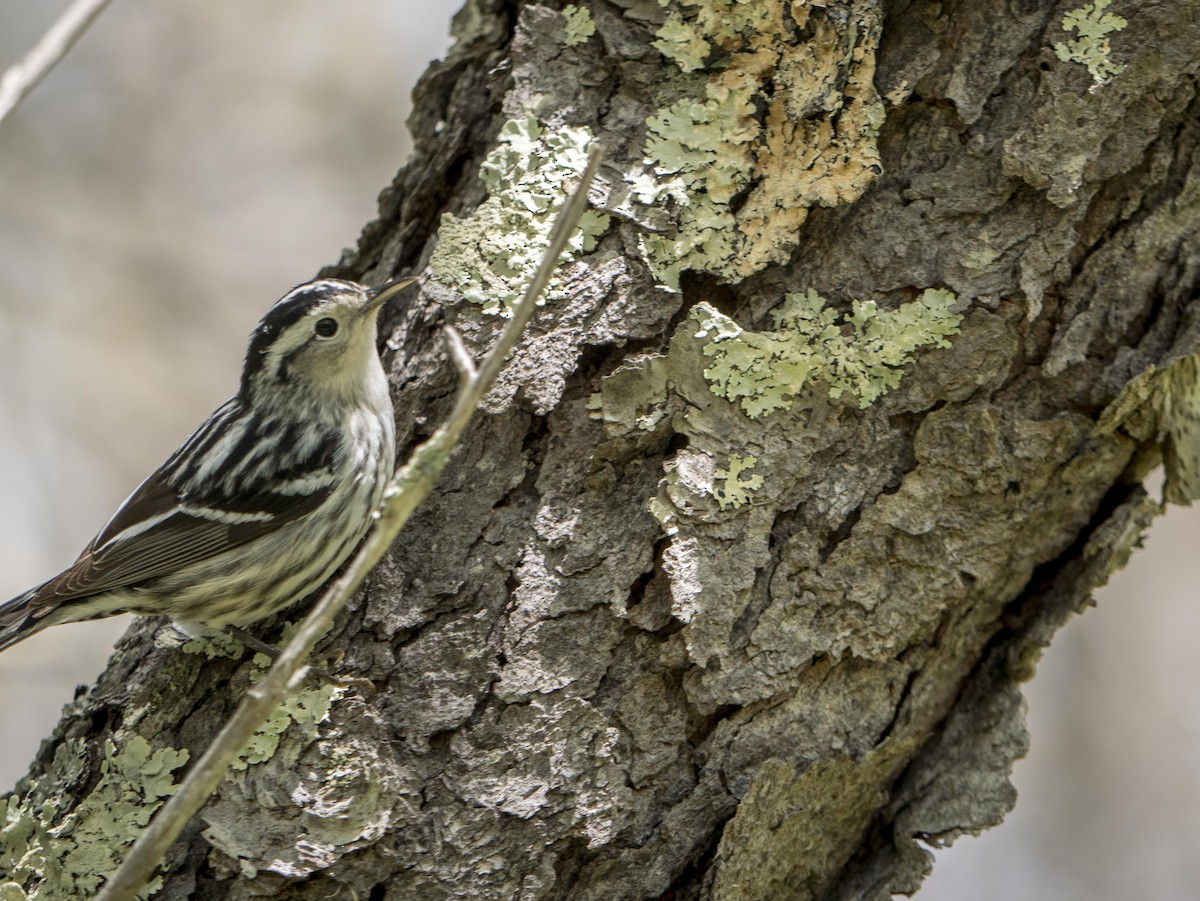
[314,317,339,338]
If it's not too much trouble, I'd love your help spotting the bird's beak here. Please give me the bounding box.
[365,276,419,314]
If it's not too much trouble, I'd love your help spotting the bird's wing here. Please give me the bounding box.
[30,465,333,606]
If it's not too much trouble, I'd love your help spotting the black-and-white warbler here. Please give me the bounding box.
[0,276,415,654]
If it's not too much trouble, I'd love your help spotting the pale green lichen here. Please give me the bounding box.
[1053,0,1127,86]
[176,625,335,770]
[1,735,188,899]
[692,288,962,417]
[652,0,782,71]
[638,0,884,286]
[234,677,337,771]
[650,13,711,72]
[430,117,610,315]
[177,627,245,660]
[712,454,764,509]
[561,4,595,47]
[641,76,759,288]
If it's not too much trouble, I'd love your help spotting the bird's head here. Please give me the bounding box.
[240,277,415,409]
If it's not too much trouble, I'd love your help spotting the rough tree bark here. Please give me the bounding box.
[3,0,1199,898]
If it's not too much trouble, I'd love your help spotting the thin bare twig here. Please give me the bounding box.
[0,0,115,126]
[442,324,478,381]
[96,145,603,901]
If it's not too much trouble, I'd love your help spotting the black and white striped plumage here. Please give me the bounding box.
[0,277,413,654]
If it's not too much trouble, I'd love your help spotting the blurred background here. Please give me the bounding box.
[1,3,1197,898]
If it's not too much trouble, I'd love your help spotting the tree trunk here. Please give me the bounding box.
[4,0,1199,898]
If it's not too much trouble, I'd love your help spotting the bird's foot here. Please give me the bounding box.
[224,626,374,693]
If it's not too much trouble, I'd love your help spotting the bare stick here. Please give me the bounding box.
[442,324,478,381]
[0,0,115,126]
[97,146,603,901]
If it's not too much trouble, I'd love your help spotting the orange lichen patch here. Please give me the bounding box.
[736,27,883,276]
[641,0,884,285]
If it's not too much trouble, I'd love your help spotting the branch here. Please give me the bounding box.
[96,145,603,901]
[0,0,115,126]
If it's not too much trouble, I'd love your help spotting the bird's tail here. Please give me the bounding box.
[0,588,55,654]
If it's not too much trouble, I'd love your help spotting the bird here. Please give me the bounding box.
[0,276,416,656]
